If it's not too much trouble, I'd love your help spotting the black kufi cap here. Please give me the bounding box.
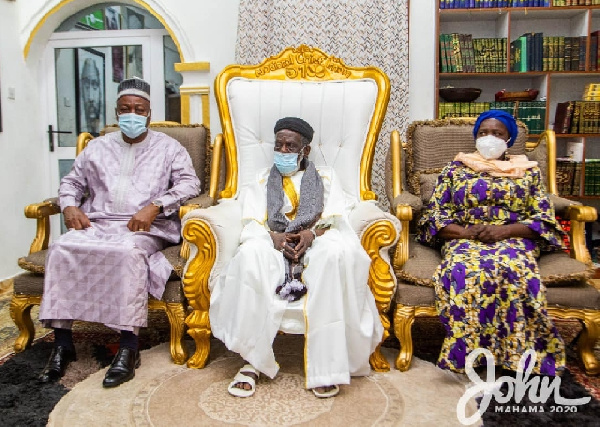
[117,77,150,101]
[274,117,314,143]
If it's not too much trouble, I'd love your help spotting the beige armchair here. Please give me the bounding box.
[181,45,401,370]
[386,117,600,375]
[10,122,214,365]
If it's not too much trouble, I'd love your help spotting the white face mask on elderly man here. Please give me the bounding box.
[475,135,508,160]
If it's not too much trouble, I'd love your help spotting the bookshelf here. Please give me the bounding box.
[436,1,600,199]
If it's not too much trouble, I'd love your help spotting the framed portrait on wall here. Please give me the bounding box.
[112,46,124,83]
[125,7,145,30]
[125,45,143,79]
[75,47,105,137]
[105,6,121,30]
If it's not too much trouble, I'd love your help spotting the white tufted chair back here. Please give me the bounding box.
[226,78,378,201]
[214,45,389,203]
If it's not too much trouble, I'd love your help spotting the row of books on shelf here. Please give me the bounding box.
[440,34,506,73]
[511,34,587,72]
[553,101,600,134]
[439,101,546,134]
[556,159,600,197]
[556,159,582,196]
[440,1,598,8]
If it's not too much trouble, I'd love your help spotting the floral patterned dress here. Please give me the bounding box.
[416,161,566,375]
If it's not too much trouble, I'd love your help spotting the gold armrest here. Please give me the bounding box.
[565,205,598,263]
[25,200,61,254]
[179,194,216,260]
[392,204,413,272]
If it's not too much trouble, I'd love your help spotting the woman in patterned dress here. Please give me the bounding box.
[416,110,566,376]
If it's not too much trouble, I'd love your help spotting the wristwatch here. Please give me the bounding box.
[151,200,163,213]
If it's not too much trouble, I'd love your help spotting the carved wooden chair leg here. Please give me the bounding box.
[163,302,188,365]
[578,311,600,375]
[370,312,392,372]
[185,309,211,369]
[9,295,41,352]
[393,304,416,371]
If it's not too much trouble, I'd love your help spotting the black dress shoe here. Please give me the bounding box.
[38,345,77,383]
[102,347,141,388]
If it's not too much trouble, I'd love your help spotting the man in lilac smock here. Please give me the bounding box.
[38,78,200,388]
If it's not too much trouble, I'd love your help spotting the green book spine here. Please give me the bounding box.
[451,33,463,72]
[446,34,457,73]
[519,35,528,72]
[558,36,565,71]
[573,161,582,196]
[542,36,549,71]
[564,36,572,71]
[440,34,448,73]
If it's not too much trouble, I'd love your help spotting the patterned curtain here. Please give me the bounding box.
[235,0,409,209]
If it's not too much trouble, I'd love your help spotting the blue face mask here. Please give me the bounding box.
[118,113,148,139]
[274,151,301,175]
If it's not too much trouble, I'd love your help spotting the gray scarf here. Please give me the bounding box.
[267,160,324,301]
[267,160,324,233]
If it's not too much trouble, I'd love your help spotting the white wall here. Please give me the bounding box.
[0,0,434,280]
[408,1,436,121]
[0,1,48,279]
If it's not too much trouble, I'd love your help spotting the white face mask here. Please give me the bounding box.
[476,135,508,160]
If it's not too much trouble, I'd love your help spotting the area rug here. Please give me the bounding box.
[45,336,477,427]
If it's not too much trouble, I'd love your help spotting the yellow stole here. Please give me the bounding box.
[282,176,299,220]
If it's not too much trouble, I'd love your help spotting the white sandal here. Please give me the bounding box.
[312,384,340,398]
[228,364,259,398]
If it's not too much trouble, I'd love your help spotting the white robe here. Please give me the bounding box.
[209,166,383,389]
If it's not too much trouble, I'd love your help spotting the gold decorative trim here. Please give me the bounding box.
[180,93,191,125]
[215,45,390,200]
[10,294,42,352]
[159,300,188,364]
[392,205,412,269]
[393,304,437,371]
[179,86,210,127]
[24,201,60,254]
[76,132,93,156]
[362,220,398,372]
[395,269,435,288]
[547,307,600,375]
[174,62,210,72]
[201,93,209,130]
[210,134,224,200]
[390,130,402,199]
[24,0,185,61]
[394,303,600,374]
[538,131,557,194]
[182,218,216,368]
[180,86,210,94]
[17,257,45,274]
[566,205,598,263]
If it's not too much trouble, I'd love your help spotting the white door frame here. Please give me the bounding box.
[43,29,168,240]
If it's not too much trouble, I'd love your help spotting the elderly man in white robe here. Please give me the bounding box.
[210,117,383,399]
[38,77,200,388]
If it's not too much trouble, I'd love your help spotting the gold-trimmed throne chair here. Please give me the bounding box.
[386,117,600,375]
[181,45,401,370]
[11,122,214,365]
